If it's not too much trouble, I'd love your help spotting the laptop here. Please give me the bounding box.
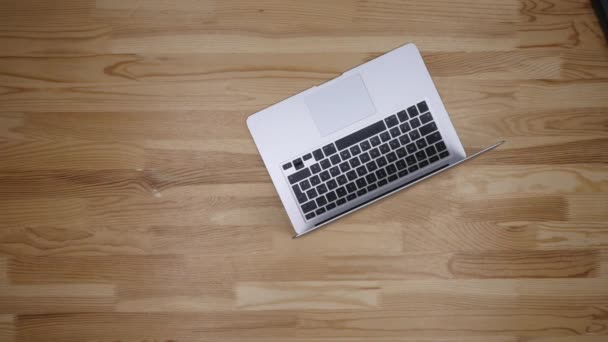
[247,43,502,237]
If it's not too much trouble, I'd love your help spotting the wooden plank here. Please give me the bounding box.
[0,315,15,342]
[327,250,601,280]
[0,284,115,314]
[9,255,328,284]
[236,281,381,310]
[16,312,298,341]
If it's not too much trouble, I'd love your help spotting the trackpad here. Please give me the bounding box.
[305,74,376,137]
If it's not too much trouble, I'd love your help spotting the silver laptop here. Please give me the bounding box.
[247,43,501,237]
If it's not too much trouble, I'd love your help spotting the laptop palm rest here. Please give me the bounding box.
[294,141,505,238]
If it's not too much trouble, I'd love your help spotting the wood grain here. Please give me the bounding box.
[1,0,607,341]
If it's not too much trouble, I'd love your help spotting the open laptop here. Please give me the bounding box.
[247,43,502,237]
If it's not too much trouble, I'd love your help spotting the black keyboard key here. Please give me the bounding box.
[369,148,380,159]
[429,155,439,163]
[367,184,377,192]
[346,182,357,193]
[336,186,347,197]
[366,160,378,172]
[329,166,340,177]
[335,120,386,150]
[310,174,321,186]
[420,112,432,124]
[415,150,427,162]
[323,143,337,156]
[398,170,408,178]
[386,164,397,175]
[379,143,390,154]
[295,192,307,204]
[419,122,438,136]
[340,150,351,160]
[320,171,331,182]
[326,191,337,202]
[359,152,371,164]
[317,183,328,195]
[370,136,381,146]
[291,181,301,195]
[419,160,429,168]
[350,145,361,156]
[397,110,408,122]
[385,114,399,128]
[283,162,292,170]
[405,155,417,166]
[326,202,336,211]
[339,162,350,173]
[388,174,398,182]
[439,151,450,159]
[390,127,401,138]
[396,159,407,170]
[389,138,401,150]
[360,140,371,151]
[408,165,419,172]
[337,197,347,206]
[327,179,337,190]
[310,163,321,174]
[386,151,397,163]
[375,168,387,179]
[288,168,311,184]
[407,105,419,118]
[380,132,391,142]
[336,121,386,150]
[410,117,421,129]
[416,139,427,149]
[427,131,442,145]
[406,143,417,154]
[306,188,318,199]
[301,200,317,213]
[396,147,407,158]
[400,122,411,134]
[366,173,377,183]
[409,130,420,141]
[320,159,331,170]
[417,101,429,113]
[313,149,324,161]
[356,166,367,177]
[346,170,357,181]
[303,153,312,161]
[347,193,357,201]
[305,212,316,220]
[378,179,388,187]
[435,141,447,152]
[337,175,348,185]
[315,207,326,215]
[316,195,328,207]
[357,188,368,196]
[425,145,437,156]
[356,178,367,189]
[350,157,361,168]
[376,156,387,167]
[300,179,311,190]
[399,134,410,145]
[330,154,341,165]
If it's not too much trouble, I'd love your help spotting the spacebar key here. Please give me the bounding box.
[335,121,387,150]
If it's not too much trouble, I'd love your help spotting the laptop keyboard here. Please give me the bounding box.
[282,101,449,221]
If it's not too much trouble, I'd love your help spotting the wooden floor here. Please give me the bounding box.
[1,0,608,341]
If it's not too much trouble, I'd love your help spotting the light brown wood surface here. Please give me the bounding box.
[1,0,608,341]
